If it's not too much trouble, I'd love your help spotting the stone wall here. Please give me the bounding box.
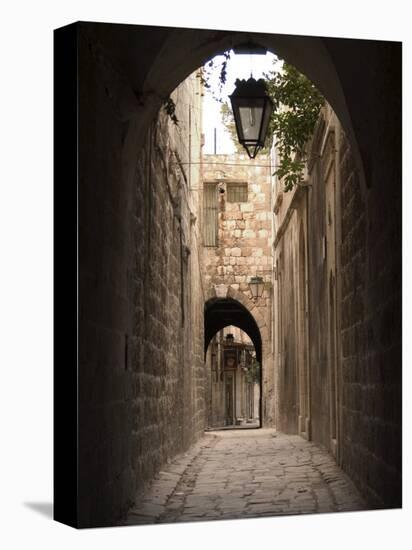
[305,110,341,453]
[273,95,402,509]
[78,27,205,527]
[273,103,361,464]
[202,154,275,425]
[273,189,307,436]
[339,126,402,508]
[206,335,225,428]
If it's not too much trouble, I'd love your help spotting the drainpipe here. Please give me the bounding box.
[188,104,192,190]
[305,180,311,441]
[270,145,275,358]
[270,142,279,430]
[268,143,274,429]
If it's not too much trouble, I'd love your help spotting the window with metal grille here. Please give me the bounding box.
[227,182,248,202]
[203,183,218,246]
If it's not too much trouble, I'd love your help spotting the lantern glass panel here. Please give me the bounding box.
[260,98,272,142]
[238,100,264,142]
[229,78,273,159]
[250,283,258,298]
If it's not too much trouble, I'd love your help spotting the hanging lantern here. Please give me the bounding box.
[225,333,234,344]
[229,77,273,159]
[249,276,265,299]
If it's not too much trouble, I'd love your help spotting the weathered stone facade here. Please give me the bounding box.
[202,154,275,426]
[273,101,401,509]
[78,33,205,526]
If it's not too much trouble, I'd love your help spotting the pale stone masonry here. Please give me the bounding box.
[78,62,205,526]
[202,154,275,426]
[202,153,273,295]
[272,100,402,508]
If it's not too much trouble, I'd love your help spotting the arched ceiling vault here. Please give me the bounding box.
[80,22,402,193]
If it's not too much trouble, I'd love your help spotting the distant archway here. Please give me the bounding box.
[205,296,264,428]
[205,297,262,364]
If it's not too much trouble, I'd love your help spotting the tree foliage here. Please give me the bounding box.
[265,62,324,191]
[201,51,231,102]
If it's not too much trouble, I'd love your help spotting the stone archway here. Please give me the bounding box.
[79,22,400,195]
[204,284,273,427]
[205,284,269,350]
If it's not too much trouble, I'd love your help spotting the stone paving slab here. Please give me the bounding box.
[120,429,367,526]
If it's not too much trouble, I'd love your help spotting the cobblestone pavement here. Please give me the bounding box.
[121,429,366,526]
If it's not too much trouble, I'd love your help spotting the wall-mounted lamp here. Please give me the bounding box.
[249,276,265,300]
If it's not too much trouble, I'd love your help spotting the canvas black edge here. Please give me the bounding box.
[53,22,79,529]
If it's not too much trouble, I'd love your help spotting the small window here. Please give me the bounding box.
[203,183,218,246]
[227,182,248,203]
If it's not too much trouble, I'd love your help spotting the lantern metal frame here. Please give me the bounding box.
[229,77,273,159]
[249,276,265,300]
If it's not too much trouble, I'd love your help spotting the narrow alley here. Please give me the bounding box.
[122,429,365,525]
[54,21,402,529]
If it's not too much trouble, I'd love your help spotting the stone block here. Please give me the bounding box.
[240,203,254,213]
[231,211,243,220]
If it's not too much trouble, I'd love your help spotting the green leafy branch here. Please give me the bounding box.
[163,52,231,125]
[265,62,324,191]
[202,50,232,103]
